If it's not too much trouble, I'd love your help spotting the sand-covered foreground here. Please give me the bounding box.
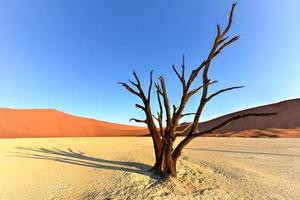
[0,137,299,200]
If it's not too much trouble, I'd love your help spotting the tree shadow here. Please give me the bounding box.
[8,146,160,179]
[186,148,300,157]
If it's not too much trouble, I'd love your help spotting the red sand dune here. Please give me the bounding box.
[0,109,147,138]
[0,98,299,138]
[179,98,300,138]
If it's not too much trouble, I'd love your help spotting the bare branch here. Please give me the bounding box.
[206,86,244,101]
[171,9,238,129]
[129,118,147,124]
[187,80,217,97]
[172,55,186,87]
[180,113,196,118]
[132,71,147,101]
[155,83,163,95]
[159,76,172,128]
[214,36,240,57]
[193,112,277,137]
[155,83,163,116]
[217,24,221,36]
[189,4,239,134]
[128,79,139,88]
[186,60,207,87]
[118,82,141,98]
[132,71,142,86]
[172,105,177,117]
[187,86,202,97]
[181,55,185,81]
[120,72,161,155]
[221,3,237,38]
[155,83,164,137]
[148,70,153,101]
[152,114,159,121]
[135,104,145,111]
[172,65,182,82]
[217,36,228,45]
[172,112,275,162]
[174,123,193,137]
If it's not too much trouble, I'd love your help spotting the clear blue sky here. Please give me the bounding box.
[0,0,299,125]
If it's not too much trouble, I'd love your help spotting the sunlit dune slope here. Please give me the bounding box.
[179,98,300,137]
[0,109,147,138]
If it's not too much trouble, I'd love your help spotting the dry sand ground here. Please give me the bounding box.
[0,137,299,200]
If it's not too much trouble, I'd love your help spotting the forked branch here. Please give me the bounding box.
[118,82,141,98]
[206,86,244,101]
[129,118,147,124]
[193,112,277,137]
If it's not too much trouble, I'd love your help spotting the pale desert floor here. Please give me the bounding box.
[0,137,299,200]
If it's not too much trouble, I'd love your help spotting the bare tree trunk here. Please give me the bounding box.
[162,150,177,177]
[151,141,163,172]
[160,130,177,177]
[150,130,177,177]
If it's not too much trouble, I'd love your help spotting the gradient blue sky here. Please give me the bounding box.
[0,0,299,125]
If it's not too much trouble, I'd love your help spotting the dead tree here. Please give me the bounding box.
[119,3,274,178]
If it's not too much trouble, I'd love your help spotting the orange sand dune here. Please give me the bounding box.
[1,98,299,138]
[179,98,300,137]
[0,109,147,138]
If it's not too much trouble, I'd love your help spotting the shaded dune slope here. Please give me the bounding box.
[179,98,300,137]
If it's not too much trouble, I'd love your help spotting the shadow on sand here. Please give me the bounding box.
[186,148,300,157]
[8,146,160,178]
